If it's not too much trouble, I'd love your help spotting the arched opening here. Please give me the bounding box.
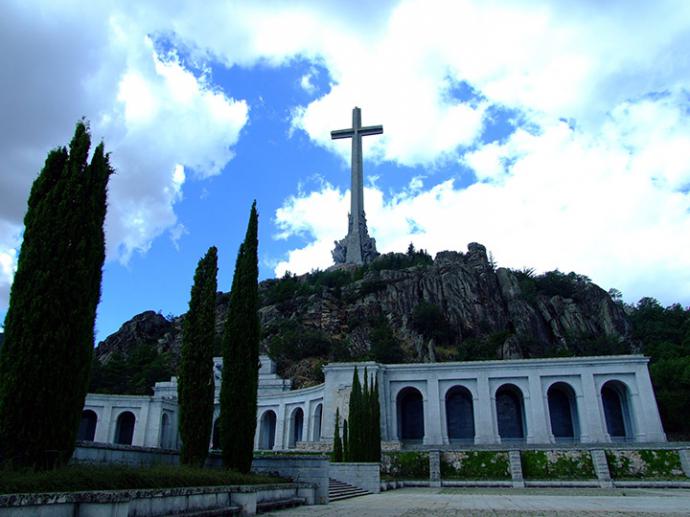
[547,382,579,442]
[312,404,322,441]
[445,385,475,443]
[114,411,135,445]
[211,418,221,450]
[289,408,304,448]
[601,380,633,440]
[77,410,97,442]
[160,412,172,449]
[259,410,277,450]
[397,387,424,442]
[495,384,526,441]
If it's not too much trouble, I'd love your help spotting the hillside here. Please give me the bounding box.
[92,242,632,390]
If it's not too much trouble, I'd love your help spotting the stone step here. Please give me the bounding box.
[256,496,306,514]
[329,478,370,502]
[176,505,242,516]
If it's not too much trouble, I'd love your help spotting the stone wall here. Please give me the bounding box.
[330,463,381,493]
[251,455,330,504]
[0,484,315,516]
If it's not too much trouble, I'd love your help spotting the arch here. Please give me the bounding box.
[312,404,323,441]
[397,387,424,442]
[495,384,526,441]
[77,410,97,442]
[289,407,304,448]
[445,385,475,442]
[259,410,277,450]
[114,411,135,446]
[211,418,221,450]
[601,380,633,440]
[547,382,579,442]
[160,412,172,449]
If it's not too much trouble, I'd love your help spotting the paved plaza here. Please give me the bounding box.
[265,487,690,516]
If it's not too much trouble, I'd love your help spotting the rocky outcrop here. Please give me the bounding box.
[95,243,632,387]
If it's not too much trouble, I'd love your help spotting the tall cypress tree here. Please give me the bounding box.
[371,377,381,462]
[332,408,343,462]
[342,419,349,462]
[362,369,371,461]
[220,202,260,473]
[0,121,112,469]
[179,247,218,466]
[347,367,362,461]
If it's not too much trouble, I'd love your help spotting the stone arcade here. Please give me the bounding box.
[80,353,666,450]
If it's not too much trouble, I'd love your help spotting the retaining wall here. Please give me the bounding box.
[0,483,314,516]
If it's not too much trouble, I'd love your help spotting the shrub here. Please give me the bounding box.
[382,451,429,480]
[521,450,595,480]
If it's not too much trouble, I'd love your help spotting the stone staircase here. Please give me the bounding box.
[329,478,370,502]
[508,450,525,488]
[591,449,614,488]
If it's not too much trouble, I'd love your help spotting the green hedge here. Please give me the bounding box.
[521,450,595,480]
[381,451,429,480]
[606,450,685,479]
[441,451,510,480]
[0,465,281,494]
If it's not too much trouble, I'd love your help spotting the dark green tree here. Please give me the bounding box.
[179,247,218,466]
[220,202,260,473]
[347,367,362,461]
[362,369,372,460]
[342,418,349,461]
[371,377,381,462]
[0,121,112,469]
[332,408,343,462]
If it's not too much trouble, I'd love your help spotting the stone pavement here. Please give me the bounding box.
[263,487,690,516]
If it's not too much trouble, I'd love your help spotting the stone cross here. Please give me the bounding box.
[331,107,383,264]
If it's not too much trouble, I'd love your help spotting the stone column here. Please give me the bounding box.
[580,372,607,443]
[633,364,667,442]
[424,377,443,445]
[526,374,550,444]
[429,450,441,488]
[273,404,287,451]
[474,372,496,444]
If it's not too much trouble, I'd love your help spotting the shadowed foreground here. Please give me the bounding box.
[263,487,690,516]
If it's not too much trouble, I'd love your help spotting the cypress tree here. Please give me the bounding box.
[347,367,362,461]
[0,121,112,469]
[362,369,371,461]
[342,418,349,462]
[372,377,381,462]
[219,202,260,473]
[179,247,218,466]
[332,408,343,462]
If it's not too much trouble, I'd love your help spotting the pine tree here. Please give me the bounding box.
[0,121,112,469]
[347,367,362,461]
[220,202,260,473]
[342,418,349,462]
[179,247,218,466]
[332,408,343,462]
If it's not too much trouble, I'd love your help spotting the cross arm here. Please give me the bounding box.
[359,125,383,136]
[331,128,354,140]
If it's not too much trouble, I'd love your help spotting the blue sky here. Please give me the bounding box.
[1,1,690,342]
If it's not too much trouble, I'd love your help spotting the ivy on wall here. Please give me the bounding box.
[381,451,429,480]
[606,450,685,479]
[521,450,595,480]
[441,451,510,480]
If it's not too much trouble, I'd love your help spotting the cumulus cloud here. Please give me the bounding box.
[274,90,690,305]
[0,1,248,307]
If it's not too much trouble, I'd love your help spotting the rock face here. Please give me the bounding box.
[94,310,176,363]
[95,243,632,388]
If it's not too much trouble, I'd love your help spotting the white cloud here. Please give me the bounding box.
[275,91,690,306]
[0,1,249,308]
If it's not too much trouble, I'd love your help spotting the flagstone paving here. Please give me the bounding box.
[263,487,690,516]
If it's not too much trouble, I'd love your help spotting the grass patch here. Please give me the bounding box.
[0,464,282,495]
[521,450,594,480]
[441,451,510,480]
